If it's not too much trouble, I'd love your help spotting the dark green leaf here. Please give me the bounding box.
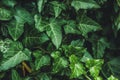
[0,8,13,21]
[35,55,50,70]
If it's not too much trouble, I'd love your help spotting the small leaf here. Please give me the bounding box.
[107,75,118,80]
[2,0,17,7]
[0,8,13,21]
[85,59,104,77]
[108,57,120,78]
[52,57,68,73]
[11,70,22,80]
[23,27,49,47]
[92,38,109,58]
[69,55,85,78]
[35,55,50,70]
[37,0,47,13]
[0,49,31,71]
[71,0,100,11]
[34,15,48,32]
[51,1,66,17]
[64,20,80,34]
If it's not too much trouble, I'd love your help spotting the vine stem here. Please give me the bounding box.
[84,75,92,80]
[22,62,32,73]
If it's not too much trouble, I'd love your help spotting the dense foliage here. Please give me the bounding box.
[0,0,120,80]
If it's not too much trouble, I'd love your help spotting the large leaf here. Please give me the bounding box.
[0,49,31,71]
[69,55,85,78]
[71,0,100,11]
[50,1,66,17]
[35,55,50,70]
[78,15,102,36]
[0,8,13,21]
[7,19,24,41]
[46,19,62,49]
[37,0,47,13]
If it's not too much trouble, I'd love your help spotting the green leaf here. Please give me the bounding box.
[23,27,49,47]
[71,0,100,11]
[92,38,109,58]
[107,75,118,80]
[37,73,51,80]
[108,57,120,78]
[51,1,66,17]
[37,0,47,13]
[69,55,85,78]
[2,0,17,7]
[35,55,50,70]
[52,57,68,73]
[78,15,102,36]
[34,15,48,32]
[64,20,80,34]
[0,49,31,71]
[14,7,34,25]
[0,40,23,58]
[0,8,13,21]
[51,51,61,59]
[7,20,24,41]
[46,19,62,49]
[85,59,104,77]
[11,70,22,80]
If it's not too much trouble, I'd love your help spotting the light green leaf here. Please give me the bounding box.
[107,75,118,80]
[7,20,24,41]
[85,59,104,77]
[78,15,102,36]
[0,49,31,71]
[11,70,22,80]
[51,1,66,17]
[52,57,68,73]
[46,19,62,49]
[71,0,100,11]
[0,8,13,21]
[51,51,61,59]
[35,55,50,70]
[34,15,48,32]
[37,0,47,13]
[69,55,85,78]
[2,0,17,7]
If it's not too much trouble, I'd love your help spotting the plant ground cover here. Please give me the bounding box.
[0,0,120,80]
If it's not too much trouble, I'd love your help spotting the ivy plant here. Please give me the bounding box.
[0,0,120,80]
